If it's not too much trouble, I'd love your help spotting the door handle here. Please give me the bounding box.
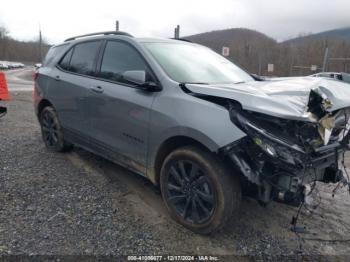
[55,75,61,81]
[90,85,104,93]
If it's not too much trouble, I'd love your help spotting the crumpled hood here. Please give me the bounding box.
[186,77,350,121]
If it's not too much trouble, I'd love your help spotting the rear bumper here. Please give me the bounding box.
[33,81,42,119]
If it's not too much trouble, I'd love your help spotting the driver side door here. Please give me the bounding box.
[85,40,158,175]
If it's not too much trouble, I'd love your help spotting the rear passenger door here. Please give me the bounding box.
[50,40,102,144]
[86,40,158,175]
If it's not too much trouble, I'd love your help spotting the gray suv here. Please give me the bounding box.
[35,31,350,234]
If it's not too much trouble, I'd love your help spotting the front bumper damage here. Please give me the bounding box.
[183,78,350,206]
[222,103,350,206]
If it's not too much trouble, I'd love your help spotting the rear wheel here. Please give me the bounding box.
[160,146,241,234]
[40,106,72,152]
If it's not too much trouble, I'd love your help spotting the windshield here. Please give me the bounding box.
[144,42,254,84]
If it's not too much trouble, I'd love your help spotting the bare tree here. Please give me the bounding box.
[0,25,50,63]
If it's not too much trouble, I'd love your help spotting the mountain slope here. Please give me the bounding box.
[282,27,350,45]
[184,28,276,50]
[184,28,277,72]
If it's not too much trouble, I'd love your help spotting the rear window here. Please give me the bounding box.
[69,41,101,76]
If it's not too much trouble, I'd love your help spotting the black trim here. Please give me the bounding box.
[63,127,147,176]
[95,40,107,75]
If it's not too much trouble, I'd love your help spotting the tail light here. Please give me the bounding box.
[33,71,39,81]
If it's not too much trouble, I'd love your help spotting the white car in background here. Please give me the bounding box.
[0,61,25,69]
[0,62,9,70]
[311,72,350,84]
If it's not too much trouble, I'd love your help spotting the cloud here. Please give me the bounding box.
[0,0,349,44]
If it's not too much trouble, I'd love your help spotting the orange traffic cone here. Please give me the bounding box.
[0,72,10,101]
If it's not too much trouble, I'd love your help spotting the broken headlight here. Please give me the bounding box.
[229,108,306,165]
[242,118,305,154]
[245,121,303,165]
[253,137,277,157]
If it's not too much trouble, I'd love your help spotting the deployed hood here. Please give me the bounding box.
[186,77,350,121]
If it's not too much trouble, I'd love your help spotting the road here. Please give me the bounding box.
[1,69,350,259]
[5,67,33,92]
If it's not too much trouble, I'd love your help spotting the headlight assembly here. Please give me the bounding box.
[253,137,277,157]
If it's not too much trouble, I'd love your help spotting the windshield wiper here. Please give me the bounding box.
[180,82,210,85]
[179,82,210,89]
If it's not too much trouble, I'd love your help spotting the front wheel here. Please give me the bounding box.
[40,106,72,152]
[160,146,241,234]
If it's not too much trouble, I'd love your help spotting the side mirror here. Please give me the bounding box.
[34,63,42,69]
[123,70,146,85]
[122,70,161,91]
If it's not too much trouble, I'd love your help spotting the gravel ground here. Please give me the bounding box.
[1,72,350,260]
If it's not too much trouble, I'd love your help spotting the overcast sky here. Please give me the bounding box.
[0,0,349,44]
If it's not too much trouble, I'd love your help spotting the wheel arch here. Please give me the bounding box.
[37,99,53,119]
[151,135,214,186]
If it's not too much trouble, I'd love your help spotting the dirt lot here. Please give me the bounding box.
[1,69,350,260]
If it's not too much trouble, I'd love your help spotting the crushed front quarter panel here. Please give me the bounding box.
[185,77,350,121]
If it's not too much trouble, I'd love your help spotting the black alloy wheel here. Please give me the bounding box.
[160,146,241,234]
[40,106,72,152]
[165,160,215,224]
[41,109,59,147]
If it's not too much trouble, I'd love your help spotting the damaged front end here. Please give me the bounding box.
[222,94,350,206]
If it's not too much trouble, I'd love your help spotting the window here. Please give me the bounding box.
[43,44,68,67]
[342,73,350,84]
[69,41,101,76]
[144,42,254,84]
[99,41,151,84]
[58,48,73,71]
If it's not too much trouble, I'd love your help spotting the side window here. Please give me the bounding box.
[42,44,68,67]
[69,41,101,76]
[99,41,152,84]
[58,48,73,71]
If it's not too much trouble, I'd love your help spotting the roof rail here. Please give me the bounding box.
[64,31,133,42]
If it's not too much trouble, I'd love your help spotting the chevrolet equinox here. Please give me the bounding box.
[34,31,350,234]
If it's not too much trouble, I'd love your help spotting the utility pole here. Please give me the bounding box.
[39,24,42,62]
[116,20,119,31]
[322,46,329,72]
[174,25,180,39]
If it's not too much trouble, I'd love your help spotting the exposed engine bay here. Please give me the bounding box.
[183,77,350,207]
[225,100,350,206]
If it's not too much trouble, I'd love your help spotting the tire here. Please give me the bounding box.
[39,106,73,152]
[160,146,241,234]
